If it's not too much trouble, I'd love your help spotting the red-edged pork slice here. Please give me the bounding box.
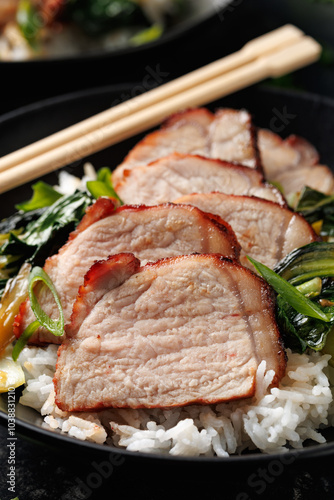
[112,107,260,185]
[13,198,240,345]
[268,164,334,198]
[115,153,286,206]
[54,253,286,412]
[258,129,319,178]
[174,192,319,270]
[258,129,334,196]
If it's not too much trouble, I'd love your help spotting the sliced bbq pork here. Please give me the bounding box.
[112,104,334,198]
[114,153,285,206]
[54,253,286,412]
[174,192,319,270]
[13,198,240,345]
[258,129,334,196]
[271,164,334,198]
[112,107,261,185]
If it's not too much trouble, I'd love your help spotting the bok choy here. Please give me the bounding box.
[295,186,334,238]
[248,242,334,360]
[0,190,94,298]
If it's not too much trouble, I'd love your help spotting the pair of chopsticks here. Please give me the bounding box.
[0,24,321,195]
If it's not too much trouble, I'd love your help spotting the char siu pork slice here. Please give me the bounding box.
[114,153,286,206]
[271,164,334,198]
[112,104,334,198]
[13,198,240,345]
[112,107,260,185]
[174,192,319,270]
[258,129,334,196]
[54,253,286,412]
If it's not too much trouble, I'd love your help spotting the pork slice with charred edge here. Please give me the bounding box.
[173,192,319,270]
[13,198,241,345]
[112,107,261,185]
[114,153,286,207]
[54,253,286,412]
[257,128,334,196]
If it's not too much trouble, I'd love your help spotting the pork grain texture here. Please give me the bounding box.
[54,253,286,412]
[174,192,319,270]
[13,198,241,344]
[115,153,286,206]
[112,107,261,185]
[112,105,334,198]
[258,129,334,196]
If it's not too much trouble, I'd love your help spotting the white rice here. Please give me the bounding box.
[14,167,334,456]
[17,346,334,457]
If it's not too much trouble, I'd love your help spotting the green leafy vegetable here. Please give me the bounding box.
[16,0,42,46]
[274,242,334,285]
[247,256,331,322]
[1,190,93,263]
[12,267,64,361]
[295,186,334,237]
[12,320,40,361]
[86,167,123,204]
[67,0,147,36]
[15,181,62,212]
[0,208,45,235]
[130,24,163,46]
[0,190,93,297]
[248,244,334,355]
[0,209,45,298]
[295,277,322,298]
[276,295,334,352]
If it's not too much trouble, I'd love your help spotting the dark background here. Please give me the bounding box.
[2,0,334,498]
[1,0,334,116]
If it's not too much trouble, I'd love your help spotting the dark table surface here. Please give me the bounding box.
[2,1,334,499]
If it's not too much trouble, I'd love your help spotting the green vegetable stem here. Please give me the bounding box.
[247,243,334,355]
[12,267,64,361]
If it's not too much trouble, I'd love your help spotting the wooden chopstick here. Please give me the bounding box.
[0,27,321,194]
[0,24,304,175]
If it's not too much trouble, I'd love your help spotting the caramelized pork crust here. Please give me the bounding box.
[112,107,261,185]
[54,253,286,412]
[112,105,334,199]
[13,199,241,344]
[115,153,286,206]
[258,129,334,196]
[173,192,319,270]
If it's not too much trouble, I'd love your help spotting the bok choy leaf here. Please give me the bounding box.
[86,167,123,204]
[0,190,93,297]
[247,244,334,354]
[247,256,332,322]
[15,181,63,212]
[295,186,334,238]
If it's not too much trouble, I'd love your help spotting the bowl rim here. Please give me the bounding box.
[1,83,334,463]
[0,0,232,65]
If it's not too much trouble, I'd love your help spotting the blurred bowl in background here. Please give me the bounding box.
[0,0,243,114]
[0,0,233,62]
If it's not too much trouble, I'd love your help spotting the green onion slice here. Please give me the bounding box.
[28,267,64,335]
[247,256,332,322]
[12,320,40,361]
[12,267,64,361]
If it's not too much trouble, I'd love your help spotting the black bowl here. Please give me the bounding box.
[0,0,244,115]
[1,83,334,467]
[1,1,230,63]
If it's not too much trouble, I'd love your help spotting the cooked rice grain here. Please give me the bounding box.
[17,346,334,456]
